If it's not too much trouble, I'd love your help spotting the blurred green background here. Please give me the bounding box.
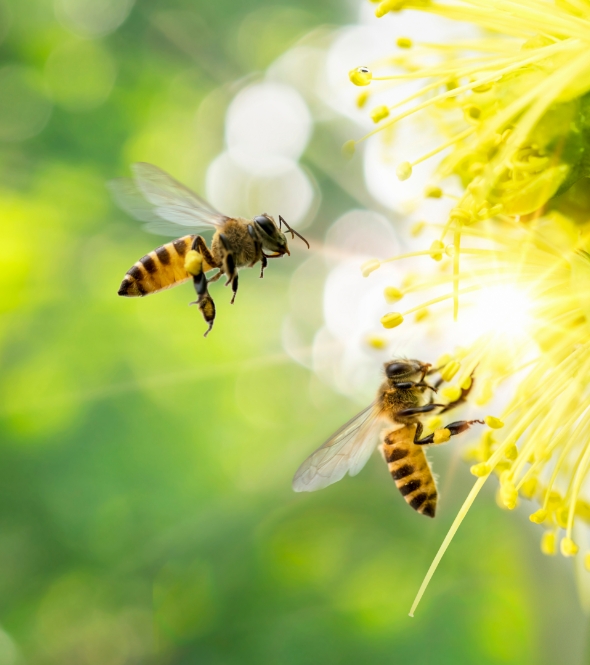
[0,0,587,663]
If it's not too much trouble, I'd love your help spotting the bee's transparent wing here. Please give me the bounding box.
[293,402,383,492]
[108,162,228,236]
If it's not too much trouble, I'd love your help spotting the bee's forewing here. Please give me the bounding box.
[108,163,229,235]
[292,402,383,492]
[132,162,227,228]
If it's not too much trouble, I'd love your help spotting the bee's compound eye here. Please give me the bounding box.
[254,215,275,236]
[386,362,411,378]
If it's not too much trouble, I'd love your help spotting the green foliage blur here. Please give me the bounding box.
[0,0,587,663]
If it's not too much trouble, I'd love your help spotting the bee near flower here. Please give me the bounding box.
[342,0,590,614]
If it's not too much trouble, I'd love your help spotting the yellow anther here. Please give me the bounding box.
[427,416,443,431]
[424,185,442,198]
[184,250,203,276]
[520,477,538,499]
[396,161,412,181]
[545,490,562,510]
[342,140,356,159]
[561,537,579,557]
[470,462,491,477]
[555,507,568,529]
[444,244,455,258]
[349,66,372,86]
[366,335,387,350]
[356,91,369,108]
[381,312,404,329]
[440,360,460,382]
[429,240,444,261]
[396,36,412,48]
[433,428,451,444]
[585,554,590,571]
[370,105,390,123]
[575,499,590,522]
[361,258,380,277]
[463,104,481,122]
[504,443,518,461]
[541,531,557,556]
[441,386,462,402]
[500,479,518,509]
[384,286,403,303]
[469,162,484,176]
[485,416,504,429]
[530,509,547,524]
[460,375,472,390]
[436,353,452,367]
[410,221,425,236]
[414,308,429,322]
[375,0,402,17]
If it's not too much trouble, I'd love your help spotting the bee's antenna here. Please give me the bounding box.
[279,215,310,249]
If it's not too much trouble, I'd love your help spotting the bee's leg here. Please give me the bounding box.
[395,381,437,392]
[192,236,219,269]
[190,272,216,337]
[259,254,268,279]
[439,374,476,413]
[413,419,484,446]
[208,270,223,283]
[396,404,445,419]
[230,274,239,305]
[218,234,237,288]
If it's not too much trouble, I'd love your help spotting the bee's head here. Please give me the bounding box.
[384,359,430,382]
[254,214,290,256]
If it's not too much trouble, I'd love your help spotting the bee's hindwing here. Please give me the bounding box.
[119,235,210,297]
[382,425,437,517]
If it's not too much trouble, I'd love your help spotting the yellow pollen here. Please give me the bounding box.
[349,66,372,86]
[460,375,472,390]
[585,554,590,572]
[441,386,462,402]
[356,91,369,108]
[184,250,203,276]
[414,308,429,322]
[520,477,538,499]
[384,286,403,303]
[541,532,557,556]
[472,81,494,93]
[396,36,412,48]
[500,479,518,509]
[381,312,404,329]
[504,443,518,461]
[371,105,390,123]
[427,416,443,431]
[440,360,460,382]
[396,161,412,181]
[342,140,356,159]
[485,416,504,429]
[433,428,451,444]
[425,185,442,198]
[529,509,547,524]
[470,463,491,477]
[575,500,590,522]
[560,537,579,557]
[366,335,387,350]
[429,240,444,261]
[360,258,380,277]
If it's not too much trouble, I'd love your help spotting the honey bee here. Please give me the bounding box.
[293,359,482,517]
[109,163,309,336]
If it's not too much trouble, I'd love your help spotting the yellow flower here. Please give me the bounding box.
[346,0,590,615]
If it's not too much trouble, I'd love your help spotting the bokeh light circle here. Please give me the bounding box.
[225,82,312,170]
[54,0,135,38]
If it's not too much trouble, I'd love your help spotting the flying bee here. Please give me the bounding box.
[109,162,310,336]
[293,359,482,517]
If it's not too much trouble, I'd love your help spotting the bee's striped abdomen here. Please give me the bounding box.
[118,235,201,297]
[382,424,437,518]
